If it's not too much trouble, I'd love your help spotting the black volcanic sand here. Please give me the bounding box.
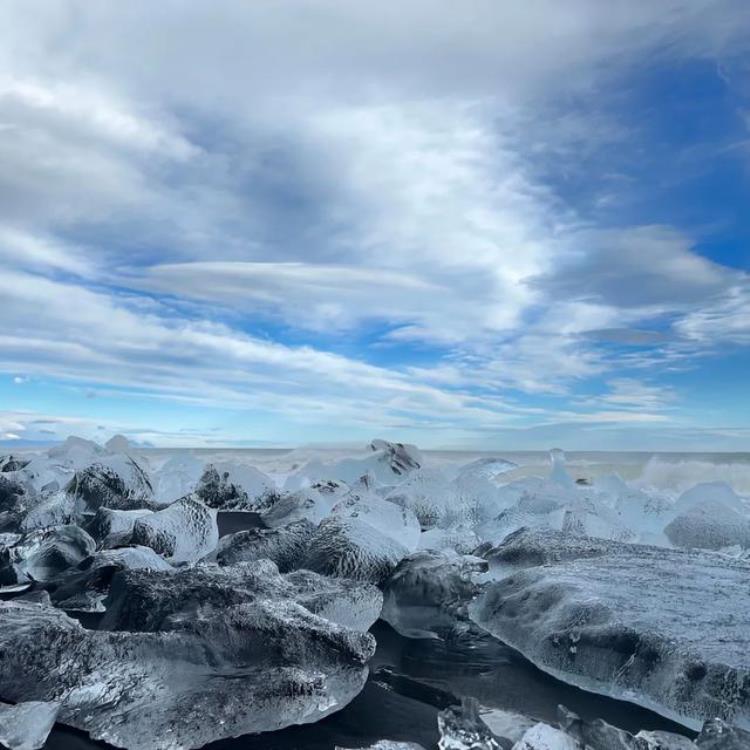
[41,620,695,750]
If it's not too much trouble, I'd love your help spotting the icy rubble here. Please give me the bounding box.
[470,529,750,730]
[0,699,60,750]
[3,435,750,749]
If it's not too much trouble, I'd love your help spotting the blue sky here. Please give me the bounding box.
[1,1,749,449]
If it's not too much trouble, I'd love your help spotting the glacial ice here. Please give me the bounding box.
[100,558,382,633]
[3,436,750,749]
[437,698,501,749]
[0,596,374,750]
[303,515,409,584]
[381,550,487,638]
[261,485,340,527]
[212,518,316,571]
[194,461,276,510]
[0,524,96,584]
[130,494,218,563]
[285,440,423,489]
[0,699,60,750]
[86,506,155,548]
[331,490,421,551]
[470,529,750,730]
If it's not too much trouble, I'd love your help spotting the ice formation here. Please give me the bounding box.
[470,529,750,730]
[0,597,374,750]
[2,436,749,749]
[130,494,219,563]
[0,700,60,750]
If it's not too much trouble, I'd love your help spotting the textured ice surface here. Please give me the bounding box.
[51,545,173,612]
[695,719,750,749]
[0,699,60,750]
[261,486,338,527]
[212,519,315,571]
[150,452,204,504]
[381,551,487,638]
[0,597,374,750]
[194,462,276,510]
[665,499,750,551]
[66,459,153,515]
[331,491,421,551]
[470,529,750,730]
[303,515,409,584]
[101,558,382,633]
[131,494,218,563]
[86,506,155,548]
[286,440,422,489]
[437,699,501,749]
[0,524,96,584]
[510,723,580,750]
[337,744,426,750]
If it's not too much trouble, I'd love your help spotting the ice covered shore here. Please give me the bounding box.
[1,435,749,749]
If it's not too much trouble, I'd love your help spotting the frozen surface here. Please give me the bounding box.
[331,491,421,551]
[212,519,315,571]
[131,494,218,563]
[0,525,96,584]
[437,698,501,749]
[101,558,382,633]
[0,593,375,749]
[381,551,487,638]
[0,699,60,750]
[303,515,409,585]
[194,462,276,510]
[470,529,750,730]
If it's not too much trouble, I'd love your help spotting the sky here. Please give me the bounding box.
[1,1,749,450]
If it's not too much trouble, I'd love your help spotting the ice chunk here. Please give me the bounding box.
[673,483,747,515]
[381,551,487,638]
[418,525,481,555]
[130,495,218,563]
[101,559,382,634]
[303,516,409,585]
[66,459,153,515]
[212,519,315,572]
[194,462,276,510]
[0,455,31,473]
[86,507,155,548]
[0,699,60,750]
[18,490,75,532]
[286,441,422,490]
[470,529,750,730]
[331,491,421,551]
[510,722,579,750]
[455,457,518,483]
[438,698,502,749]
[150,452,204,504]
[51,546,173,613]
[261,486,338,527]
[665,499,750,551]
[0,597,374,750]
[0,525,96,584]
[695,718,750,749]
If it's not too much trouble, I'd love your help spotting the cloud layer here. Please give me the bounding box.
[0,1,749,447]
